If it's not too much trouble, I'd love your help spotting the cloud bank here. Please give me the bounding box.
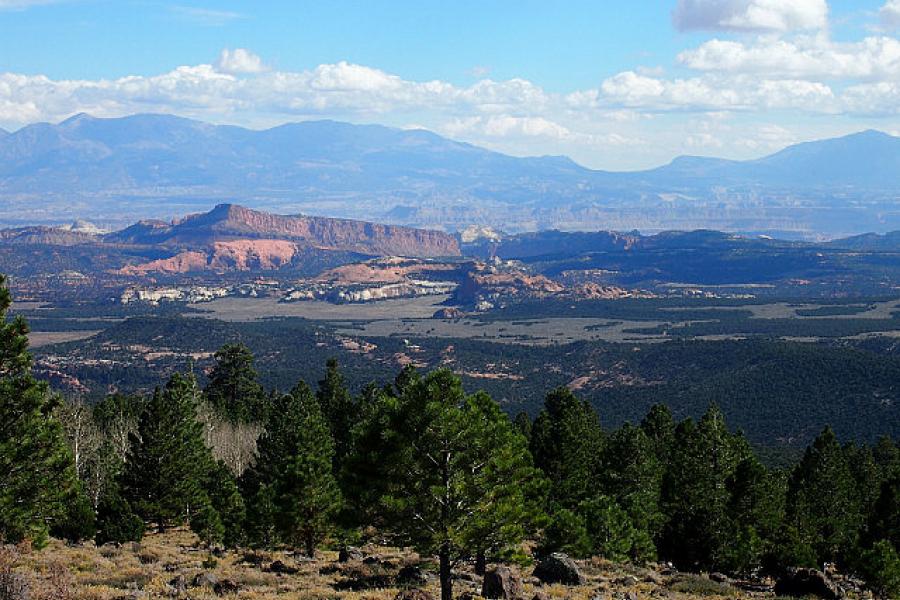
[1,2,898,169]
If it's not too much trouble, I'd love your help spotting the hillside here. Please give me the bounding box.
[3,114,900,236]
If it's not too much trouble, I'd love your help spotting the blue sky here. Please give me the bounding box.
[1,0,899,169]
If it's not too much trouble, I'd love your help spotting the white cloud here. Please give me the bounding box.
[443,116,573,140]
[2,42,900,169]
[597,70,838,112]
[881,0,900,29]
[2,47,897,135]
[215,48,266,74]
[673,0,827,33]
[679,35,900,81]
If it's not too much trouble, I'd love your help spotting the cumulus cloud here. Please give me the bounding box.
[215,48,266,74]
[598,70,837,113]
[2,39,900,170]
[881,0,900,29]
[3,44,899,137]
[442,116,573,140]
[673,0,827,32]
[679,35,900,81]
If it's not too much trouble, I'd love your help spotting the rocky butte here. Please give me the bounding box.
[107,203,461,258]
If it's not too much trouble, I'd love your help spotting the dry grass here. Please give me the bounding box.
[2,530,767,599]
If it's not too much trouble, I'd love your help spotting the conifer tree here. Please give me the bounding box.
[579,495,640,563]
[530,387,603,509]
[0,276,78,546]
[846,443,880,526]
[316,357,355,470]
[539,507,592,558]
[660,406,744,570]
[513,411,532,442]
[201,460,246,548]
[600,423,663,543]
[205,343,266,422]
[724,455,785,573]
[640,404,675,466]
[242,382,341,556]
[121,373,214,531]
[351,369,545,600]
[457,392,547,573]
[869,476,899,549]
[50,482,96,543]
[872,436,900,484]
[858,540,900,600]
[786,426,862,564]
[94,486,144,545]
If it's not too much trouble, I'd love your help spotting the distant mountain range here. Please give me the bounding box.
[1,113,899,237]
[3,204,900,297]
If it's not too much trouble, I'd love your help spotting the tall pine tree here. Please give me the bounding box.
[316,358,355,471]
[530,387,603,510]
[350,369,546,600]
[786,426,862,565]
[599,423,663,560]
[640,404,675,467]
[205,343,266,422]
[0,276,78,546]
[242,382,341,556]
[660,406,745,570]
[121,373,214,531]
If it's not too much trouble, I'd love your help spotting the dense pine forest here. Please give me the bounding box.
[2,275,899,599]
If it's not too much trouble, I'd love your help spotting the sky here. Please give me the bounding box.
[1,0,899,170]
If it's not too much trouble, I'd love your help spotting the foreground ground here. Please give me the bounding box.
[2,529,800,600]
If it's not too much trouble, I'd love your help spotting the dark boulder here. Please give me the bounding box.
[533,553,585,586]
[339,546,365,563]
[191,572,218,588]
[269,560,299,575]
[774,568,843,599]
[482,566,524,600]
[213,579,240,596]
[397,564,428,587]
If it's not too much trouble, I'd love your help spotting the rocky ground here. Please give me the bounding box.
[0,529,868,599]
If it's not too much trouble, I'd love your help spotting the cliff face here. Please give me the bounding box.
[108,204,461,258]
[0,227,99,246]
[117,239,302,275]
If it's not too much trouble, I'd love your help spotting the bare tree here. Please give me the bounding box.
[197,402,262,476]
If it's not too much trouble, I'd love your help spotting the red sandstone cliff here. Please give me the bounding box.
[108,204,460,258]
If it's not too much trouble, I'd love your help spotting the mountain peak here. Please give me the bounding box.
[59,112,94,126]
[845,129,896,141]
[191,203,277,228]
